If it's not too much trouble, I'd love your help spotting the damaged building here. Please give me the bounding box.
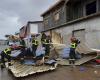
[41,0,100,49]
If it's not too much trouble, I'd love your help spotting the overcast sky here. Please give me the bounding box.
[0,0,58,39]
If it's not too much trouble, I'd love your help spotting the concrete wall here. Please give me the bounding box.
[38,22,44,33]
[43,2,66,31]
[97,0,100,12]
[0,40,7,45]
[43,0,99,31]
[46,16,100,49]
[30,24,38,34]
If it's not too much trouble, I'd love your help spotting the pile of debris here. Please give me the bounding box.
[0,33,99,78]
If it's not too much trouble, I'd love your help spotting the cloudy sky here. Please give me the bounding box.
[0,0,58,39]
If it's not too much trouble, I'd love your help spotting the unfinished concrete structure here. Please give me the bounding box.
[19,21,43,38]
[41,0,100,49]
[26,21,43,34]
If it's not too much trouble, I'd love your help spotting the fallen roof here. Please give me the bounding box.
[57,55,96,66]
[6,61,57,77]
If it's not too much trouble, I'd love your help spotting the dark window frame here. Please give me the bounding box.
[72,29,85,37]
[53,9,60,22]
[85,1,97,16]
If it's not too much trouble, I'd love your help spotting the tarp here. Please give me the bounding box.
[23,59,35,65]
[23,59,56,65]
[45,60,56,65]
[36,47,45,57]
[61,47,70,59]
[96,55,100,59]
[61,48,82,59]
[11,50,21,57]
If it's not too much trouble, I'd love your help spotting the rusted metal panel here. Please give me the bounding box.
[6,61,57,77]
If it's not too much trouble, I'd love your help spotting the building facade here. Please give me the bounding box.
[0,39,8,45]
[27,21,43,34]
[19,21,43,47]
[41,0,100,49]
[19,26,27,38]
[19,21,43,38]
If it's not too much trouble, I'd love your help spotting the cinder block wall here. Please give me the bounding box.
[46,16,100,49]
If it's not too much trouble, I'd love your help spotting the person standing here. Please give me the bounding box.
[69,36,80,64]
[19,38,26,62]
[45,36,52,56]
[32,36,39,57]
[41,32,47,48]
[20,38,26,47]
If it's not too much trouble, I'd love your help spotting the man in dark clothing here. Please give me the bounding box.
[41,33,52,57]
[41,33,47,48]
[19,38,26,62]
[20,38,26,47]
[32,37,39,57]
[42,36,52,57]
[69,37,80,64]
[45,36,52,56]
[0,47,14,68]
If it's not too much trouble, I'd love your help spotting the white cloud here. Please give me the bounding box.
[0,0,58,39]
[0,12,22,39]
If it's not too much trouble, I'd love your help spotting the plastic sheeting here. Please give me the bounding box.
[61,48,82,59]
[11,50,21,57]
[61,47,70,59]
[45,60,56,65]
[23,59,56,65]
[23,59,35,65]
[36,47,45,57]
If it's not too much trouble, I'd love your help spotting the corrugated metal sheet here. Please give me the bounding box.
[57,55,95,66]
[6,61,57,77]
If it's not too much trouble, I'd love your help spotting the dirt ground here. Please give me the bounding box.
[0,63,100,80]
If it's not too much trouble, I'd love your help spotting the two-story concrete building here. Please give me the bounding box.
[41,0,100,49]
[19,21,43,38]
[27,21,43,34]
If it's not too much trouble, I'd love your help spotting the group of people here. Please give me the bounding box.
[0,33,52,68]
[0,32,80,68]
[19,33,52,57]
